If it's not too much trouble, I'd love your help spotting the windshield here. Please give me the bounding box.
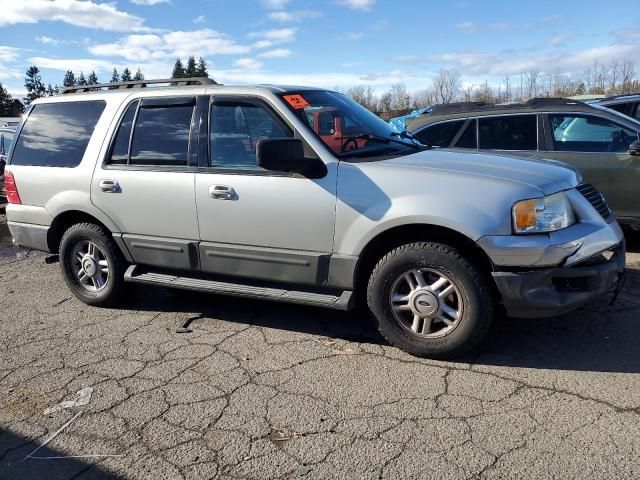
[279,90,420,159]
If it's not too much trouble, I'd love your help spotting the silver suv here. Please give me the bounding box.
[4,78,626,358]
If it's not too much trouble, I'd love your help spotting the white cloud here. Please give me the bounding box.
[455,21,477,32]
[232,58,263,71]
[89,29,250,62]
[0,46,22,83]
[337,0,375,11]
[131,0,170,4]
[456,20,531,33]
[339,32,364,41]
[0,0,147,32]
[267,10,322,22]
[260,0,291,9]
[249,28,297,48]
[387,40,640,79]
[193,15,206,24]
[258,48,292,58]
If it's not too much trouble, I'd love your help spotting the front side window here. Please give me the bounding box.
[11,101,105,167]
[550,114,638,153]
[478,115,537,150]
[209,99,292,170]
[279,90,421,159]
[414,120,464,147]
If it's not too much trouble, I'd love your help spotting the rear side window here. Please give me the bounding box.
[414,120,464,147]
[11,101,105,167]
[107,97,195,167]
[478,115,537,150]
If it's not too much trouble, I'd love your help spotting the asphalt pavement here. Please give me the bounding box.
[1,213,639,479]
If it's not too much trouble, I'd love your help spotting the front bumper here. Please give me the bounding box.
[492,243,625,318]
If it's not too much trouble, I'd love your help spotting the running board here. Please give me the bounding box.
[124,265,355,311]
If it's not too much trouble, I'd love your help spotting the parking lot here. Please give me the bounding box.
[0,212,639,480]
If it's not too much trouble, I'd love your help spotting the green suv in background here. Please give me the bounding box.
[407,98,640,228]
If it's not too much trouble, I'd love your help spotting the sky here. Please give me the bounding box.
[0,0,639,97]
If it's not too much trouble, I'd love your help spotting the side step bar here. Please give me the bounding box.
[124,265,355,311]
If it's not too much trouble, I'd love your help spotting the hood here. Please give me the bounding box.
[373,148,580,195]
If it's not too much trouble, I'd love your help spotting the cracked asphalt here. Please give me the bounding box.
[1,213,639,480]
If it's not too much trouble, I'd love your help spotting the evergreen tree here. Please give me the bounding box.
[77,72,87,86]
[195,57,208,78]
[24,66,46,104]
[171,59,185,79]
[62,70,76,87]
[133,68,144,81]
[46,84,56,97]
[109,68,120,90]
[185,56,197,78]
[87,71,99,85]
[120,68,132,82]
[0,83,13,116]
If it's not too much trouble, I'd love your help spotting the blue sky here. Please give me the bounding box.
[0,0,639,96]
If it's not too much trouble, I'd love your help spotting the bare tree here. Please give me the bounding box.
[461,84,474,102]
[621,60,635,94]
[345,85,378,111]
[523,69,540,98]
[412,88,436,108]
[388,83,411,111]
[432,69,461,104]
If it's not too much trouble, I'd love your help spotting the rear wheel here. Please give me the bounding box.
[59,223,126,307]
[367,242,493,358]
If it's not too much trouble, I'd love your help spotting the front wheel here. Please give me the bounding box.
[367,242,493,358]
[59,223,126,307]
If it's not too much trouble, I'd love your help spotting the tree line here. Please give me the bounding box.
[21,56,211,105]
[343,59,640,119]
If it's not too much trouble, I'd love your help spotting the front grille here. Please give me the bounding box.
[576,183,612,220]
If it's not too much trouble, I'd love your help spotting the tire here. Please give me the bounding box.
[59,223,127,307]
[367,242,493,358]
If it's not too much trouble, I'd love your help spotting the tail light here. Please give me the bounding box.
[4,171,21,204]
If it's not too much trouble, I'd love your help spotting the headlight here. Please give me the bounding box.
[512,192,576,234]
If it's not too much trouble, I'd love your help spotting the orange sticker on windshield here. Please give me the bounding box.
[283,94,310,109]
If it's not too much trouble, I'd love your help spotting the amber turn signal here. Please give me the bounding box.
[513,199,538,232]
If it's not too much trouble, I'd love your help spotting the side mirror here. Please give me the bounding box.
[630,139,640,156]
[257,138,326,178]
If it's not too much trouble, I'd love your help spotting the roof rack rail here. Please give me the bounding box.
[598,92,640,102]
[430,101,495,115]
[428,97,593,116]
[61,77,218,94]
[524,97,587,107]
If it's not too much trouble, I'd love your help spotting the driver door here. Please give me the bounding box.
[194,95,338,286]
[541,113,640,221]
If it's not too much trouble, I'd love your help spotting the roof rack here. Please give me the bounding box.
[61,77,218,94]
[428,97,591,116]
[598,92,640,102]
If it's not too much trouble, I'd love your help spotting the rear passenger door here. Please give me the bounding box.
[91,96,201,271]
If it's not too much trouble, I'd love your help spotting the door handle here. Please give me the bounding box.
[98,179,121,193]
[208,185,236,200]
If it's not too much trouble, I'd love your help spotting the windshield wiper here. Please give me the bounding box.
[390,129,426,146]
[354,133,423,150]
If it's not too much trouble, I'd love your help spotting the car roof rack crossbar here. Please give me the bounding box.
[61,77,218,94]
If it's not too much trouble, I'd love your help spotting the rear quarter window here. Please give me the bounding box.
[10,100,106,167]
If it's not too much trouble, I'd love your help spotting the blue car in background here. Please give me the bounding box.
[389,107,432,132]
